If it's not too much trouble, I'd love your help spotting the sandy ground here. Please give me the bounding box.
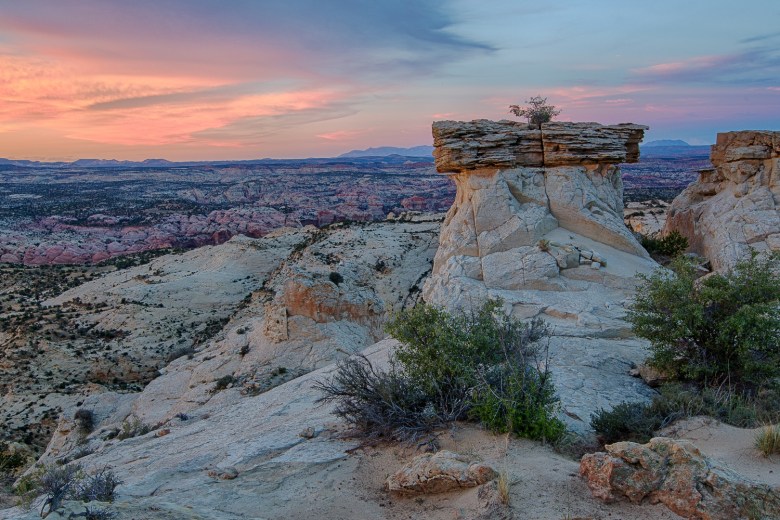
[662,417,780,488]
[6,419,779,519]
[271,424,684,520]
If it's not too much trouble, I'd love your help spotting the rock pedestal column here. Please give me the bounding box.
[424,119,649,307]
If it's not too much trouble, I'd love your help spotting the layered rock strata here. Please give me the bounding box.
[664,130,780,271]
[424,120,659,433]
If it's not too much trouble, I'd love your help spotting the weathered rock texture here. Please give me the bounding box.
[664,131,780,271]
[385,450,498,495]
[424,120,659,434]
[580,437,780,520]
[12,217,438,461]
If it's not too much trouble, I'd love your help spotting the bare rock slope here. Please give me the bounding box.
[1,218,438,457]
[423,119,659,434]
[664,130,780,271]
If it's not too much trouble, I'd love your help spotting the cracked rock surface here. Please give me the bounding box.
[664,130,780,271]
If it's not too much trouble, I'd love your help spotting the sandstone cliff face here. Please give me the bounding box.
[663,130,780,271]
[424,120,659,434]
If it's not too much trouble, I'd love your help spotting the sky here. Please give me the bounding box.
[1,0,779,161]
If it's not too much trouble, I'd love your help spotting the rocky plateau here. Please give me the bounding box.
[1,123,777,520]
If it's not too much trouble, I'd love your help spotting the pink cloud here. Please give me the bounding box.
[317,130,361,141]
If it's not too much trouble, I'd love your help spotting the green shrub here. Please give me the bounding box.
[328,272,343,285]
[318,299,563,442]
[116,416,151,440]
[470,364,564,441]
[211,374,235,393]
[590,402,663,444]
[591,382,780,445]
[628,254,780,387]
[640,231,689,258]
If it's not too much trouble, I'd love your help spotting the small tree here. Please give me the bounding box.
[509,96,561,128]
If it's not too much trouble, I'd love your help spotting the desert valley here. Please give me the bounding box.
[1,2,779,519]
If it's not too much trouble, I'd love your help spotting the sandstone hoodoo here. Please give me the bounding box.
[427,119,650,305]
[664,130,780,271]
[423,119,660,434]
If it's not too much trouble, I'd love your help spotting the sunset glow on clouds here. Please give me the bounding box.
[1,0,779,160]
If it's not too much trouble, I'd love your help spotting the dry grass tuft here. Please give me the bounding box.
[754,424,780,457]
[497,470,510,505]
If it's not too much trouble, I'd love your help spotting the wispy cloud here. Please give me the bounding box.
[632,49,780,85]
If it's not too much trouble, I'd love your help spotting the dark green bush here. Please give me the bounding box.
[628,254,780,387]
[328,272,344,285]
[590,401,663,444]
[470,364,564,441]
[211,374,235,393]
[640,230,689,258]
[318,299,564,442]
[591,382,780,444]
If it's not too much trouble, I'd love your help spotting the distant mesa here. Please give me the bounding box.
[339,145,434,158]
[642,139,690,147]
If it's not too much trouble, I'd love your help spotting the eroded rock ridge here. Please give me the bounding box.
[664,130,780,271]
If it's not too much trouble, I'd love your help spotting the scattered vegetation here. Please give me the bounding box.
[0,442,28,475]
[317,299,564,442]
[509,96,561,128]
[537,239,550,252]
[211,374,236,394]
[15,463,120,517]
[754,424,780,457]
[640,230,689,259]
[165,345,196,363]
[628,253,780,388]
[115,416,152,440]
[592,382,780,445]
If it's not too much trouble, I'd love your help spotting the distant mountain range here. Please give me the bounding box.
[642,139,691,147]
[0,154,435,169]
[339,145,434,158]
[0,139,712,168]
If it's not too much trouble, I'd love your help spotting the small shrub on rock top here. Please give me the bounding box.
[509,96,561,128]
[317,299,564,442]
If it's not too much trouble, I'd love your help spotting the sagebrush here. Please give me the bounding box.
[317,299,564,442]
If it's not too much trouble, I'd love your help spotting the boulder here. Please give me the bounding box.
[385,450,498,495]
[580,437,780,520]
